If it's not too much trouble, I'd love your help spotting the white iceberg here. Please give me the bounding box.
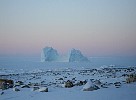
[69,49,90,62]
[41,47,90,62]
[41,47,59,62]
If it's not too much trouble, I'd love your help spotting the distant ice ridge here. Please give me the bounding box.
[69,49,89,62]
[41,47,59,62]
[41,47,90,62]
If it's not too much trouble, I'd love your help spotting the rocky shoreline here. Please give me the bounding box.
[0,67,136,94]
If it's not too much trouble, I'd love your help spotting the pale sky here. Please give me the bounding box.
[0,0,136,57]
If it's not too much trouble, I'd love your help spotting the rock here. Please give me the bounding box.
[94,80,102,85]
[0,92,4,95]
[114,82,121,88]
[39,87,48,92]
[64,80,74,88]
[15,81,24,86]
[58,78,63,80]
[0,82,7,90]
[31,87,40,91]
[0,79,14,90]
[75,80,87,86]
[126,74,136,83]
[21,85,30,88]
[13,88,20,92]
[101,84,108,88]
[83,80,100,91]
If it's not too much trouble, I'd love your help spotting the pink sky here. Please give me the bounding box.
[0,0,136,57]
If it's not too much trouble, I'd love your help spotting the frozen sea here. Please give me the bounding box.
[0,56,136,69]
[0,56,136,74]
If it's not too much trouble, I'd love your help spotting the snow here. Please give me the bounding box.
[1,84,136,100]
[69,49,90,62]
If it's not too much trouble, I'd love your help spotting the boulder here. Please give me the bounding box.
[13,88,20,92]
[0,79,14,90]
[21,85,30,88]
[75,80,87,86]
[126,74,136,83]
[15,81,24,86]
[39,87,48,92]
[64,80,74,88]
[94,80,102,85]
[31,87,40,91]
[83,80,100,91]
[0,92,4,95]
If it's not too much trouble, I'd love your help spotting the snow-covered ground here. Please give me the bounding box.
[0,57,136,100]
[1,83,136,100]
[1,67,136,100]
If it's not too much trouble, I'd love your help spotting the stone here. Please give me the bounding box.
[0,92,4,95]
[15,81,24,86]
[21,85,30,88]
[58,78,63,80]
[64,80,74,88]
[126,74,136,83]
[83,80,100,91]
[75,80,87,86]
[114,82,121,88]
[94,80,102,85]
[39,87,48,92]
[13,88,20,92]
[31,87,40,91]
[0,79,14,90]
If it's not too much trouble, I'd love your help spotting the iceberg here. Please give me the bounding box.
[69,49,90,62]
[41,47,90,62]
[41,47,59,62]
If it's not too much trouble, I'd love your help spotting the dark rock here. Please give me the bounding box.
[72,78,76,81]
[21,85,30,88]
[13,88,20,91]
[101,84,108,88]
[31,87,40,91]
[39,87,48,92]
[0,92,4,95]
[58,78,63,80]
[64,80,74,88]
[114,82,121,85]
[94,80,102,85]
[114,82,121,88]
[15,81,24,86]
[126,74,136,83]
[0,79,14,90]
[75,80,87,86]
